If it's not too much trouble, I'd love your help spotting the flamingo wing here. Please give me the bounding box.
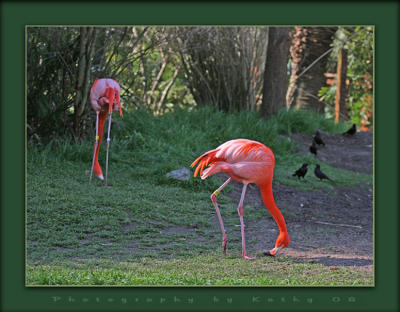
[191,139,275,182]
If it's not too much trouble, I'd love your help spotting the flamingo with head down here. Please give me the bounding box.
[88,78,123,186]
[191,138,290,259]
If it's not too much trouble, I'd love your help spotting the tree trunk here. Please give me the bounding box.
[73,27,97,139]
[73,27,88,139]
[261,27,291,118]
[335,48,348,123]
[157,66,180,113]
[147,47,168,107]
[286,27,337,112]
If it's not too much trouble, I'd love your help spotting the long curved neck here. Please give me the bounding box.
[94,113,107,162]
[259,182,287,233]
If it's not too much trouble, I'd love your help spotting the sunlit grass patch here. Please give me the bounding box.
[26,254,373,286]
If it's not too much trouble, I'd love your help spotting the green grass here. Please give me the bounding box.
[27,107,373,286]
[26,254,372,286]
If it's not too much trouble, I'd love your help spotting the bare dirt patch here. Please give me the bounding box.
[285,130,373,174]
[218,131,373,271]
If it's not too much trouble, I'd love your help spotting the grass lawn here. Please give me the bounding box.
[26,108,373,286]
[26,254,372,286]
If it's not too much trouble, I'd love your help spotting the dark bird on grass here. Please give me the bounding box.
[309,141,317,157]
[292,163,308,179]
[313,130,325,146]
[314,164,333,181]
[342,123,356,136]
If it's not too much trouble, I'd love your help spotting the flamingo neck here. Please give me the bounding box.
[259,183,287,233]
[94,113,107,162]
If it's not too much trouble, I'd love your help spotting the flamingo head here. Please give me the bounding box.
[275,231,290,248]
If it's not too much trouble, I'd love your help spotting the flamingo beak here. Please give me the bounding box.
[264,245,284,256]
[97,174,104,181]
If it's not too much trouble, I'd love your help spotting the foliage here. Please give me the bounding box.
[27,26,270,142]
[27,27,194,142]
[108,27,195,113]
[27,27,80,141]
[174,27,268,112]
[27,26,374,144]
[319,26,373,128]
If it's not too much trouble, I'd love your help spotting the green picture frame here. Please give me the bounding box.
[1,1,398,311]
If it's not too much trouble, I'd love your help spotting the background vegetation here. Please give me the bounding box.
[319,26,373,128]
[27,26,373,142]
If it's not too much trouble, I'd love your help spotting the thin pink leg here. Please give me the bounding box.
[104,113,112,187]
[237,183,255,259]
[210,177,231,254]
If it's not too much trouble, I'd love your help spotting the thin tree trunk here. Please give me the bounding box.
[104,28,128,75]
[80,28,97,116]
[139,45,147,104]
[73,27,88,138]
[73,27,97,139]
[157,66,180,112]
[148,47,168,106]
[335,48,348,122]
[261,27,291,117]
[80,28,97,139]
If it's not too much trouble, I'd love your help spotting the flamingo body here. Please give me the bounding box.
[90,78,122,115]
[194,139,274,184]
[191,139,289,258]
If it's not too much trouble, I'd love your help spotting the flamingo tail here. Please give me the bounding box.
[104,87,122,116]
[191,149,224,178]
[115,90,123,116]
[105,88,116,115]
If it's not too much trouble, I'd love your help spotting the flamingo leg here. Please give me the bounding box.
[210,177,231,254]
[104,113,112,187]
[237,183,255,259]
[89,112,100,184]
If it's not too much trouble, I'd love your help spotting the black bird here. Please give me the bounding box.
[292,163,308,179]
[342,123,356,136]
[313,130,325,146]
[309,141,317,157]
[314,164,332,181]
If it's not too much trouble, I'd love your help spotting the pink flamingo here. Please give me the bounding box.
[89,78,123,186]
[191,139,290,259]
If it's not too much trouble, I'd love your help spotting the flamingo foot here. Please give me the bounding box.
[264,246,284,257]
[242,252,256,260]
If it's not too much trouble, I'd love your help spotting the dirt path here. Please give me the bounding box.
[224,130,373,271]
